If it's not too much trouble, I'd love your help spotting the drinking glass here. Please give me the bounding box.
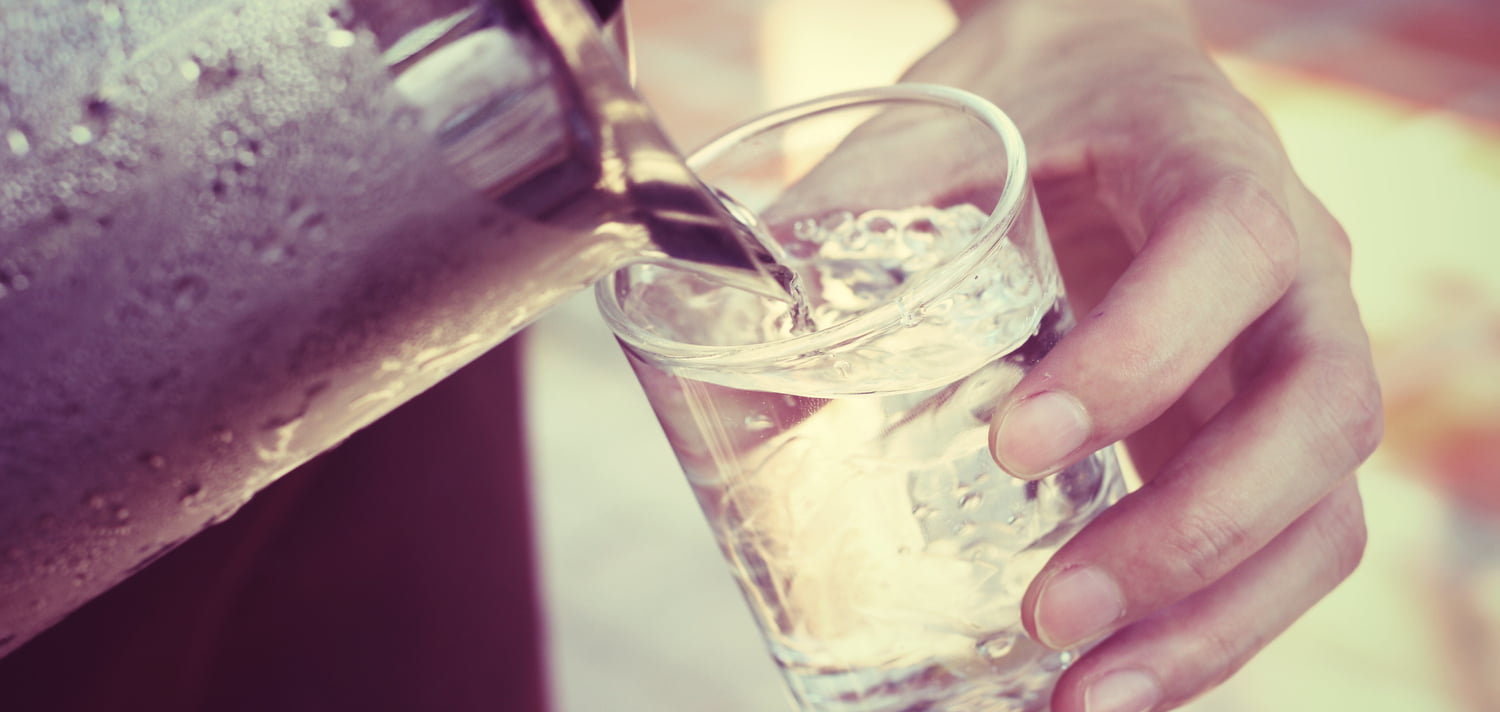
[596,85,1127,712]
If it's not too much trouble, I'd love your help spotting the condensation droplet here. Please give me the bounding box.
[5,129,29,156]
[69,124,95,145]
[179,59,202,82]
[171,275,208,311]
[179,483,204,506]
[214,427,234,443]
[912,504,934,521]
[744,414,773,431]
[834,360,852,378]
[112,506,130,523]
[141,452,167,469]
[85,494,106,511]
[287,204,328,241]
[959,491,984,511]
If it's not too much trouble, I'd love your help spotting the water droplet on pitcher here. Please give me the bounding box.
[834,360,852,379]
[959,491,984,511]
[0,262,31,297]
[744,414,774,431]
[287,204,328,241]
[171,275,208,312]
[68,124,95,145]
[214,427,234,444]
[388,106,421,132]
[5,128,30,156]
[112,506,130,523]
[85,494,106,511]
[179,482,204,506]
[141,452,166,469]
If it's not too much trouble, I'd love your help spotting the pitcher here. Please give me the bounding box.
[0,0,780,655]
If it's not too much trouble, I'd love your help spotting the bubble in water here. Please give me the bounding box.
[179,59,202,82]
[5,128,30,156]
[792,218,820,242]
[1039,650,1076,673]
[897,297,919,328]
[976,632,1017,661]
[98,2,123,28]
[326,28,357,48]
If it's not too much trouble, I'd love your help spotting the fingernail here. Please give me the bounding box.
[1085,670,1161,712]
[992,391,1090,477]
[1034,566,1124,649]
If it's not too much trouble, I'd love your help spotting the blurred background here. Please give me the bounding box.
[524,0,1500,710]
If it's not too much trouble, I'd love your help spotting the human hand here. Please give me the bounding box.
[905,1,1383,709]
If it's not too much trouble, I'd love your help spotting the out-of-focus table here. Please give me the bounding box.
[525,1,1500,710]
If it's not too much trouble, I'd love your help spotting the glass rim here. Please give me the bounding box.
[596,83,1031,368]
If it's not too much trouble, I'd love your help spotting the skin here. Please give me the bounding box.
[909,1,1385,710]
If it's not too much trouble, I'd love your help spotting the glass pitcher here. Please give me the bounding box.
[0,0,780,655]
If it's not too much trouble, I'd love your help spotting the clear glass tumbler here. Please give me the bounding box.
[597,85,1127,712]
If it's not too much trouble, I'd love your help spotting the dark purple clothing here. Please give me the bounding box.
[0,339,547,711]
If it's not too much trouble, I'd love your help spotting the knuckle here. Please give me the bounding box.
[1313,484,1369,584]
[1303,349,1386,464]
[1188,625,1260,691]
[1158,498,1251,588]
[1209,171,1301,297]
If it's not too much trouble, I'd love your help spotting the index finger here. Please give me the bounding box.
[988,166,1300,478]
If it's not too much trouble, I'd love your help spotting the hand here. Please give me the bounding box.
[908,1,1383,709]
